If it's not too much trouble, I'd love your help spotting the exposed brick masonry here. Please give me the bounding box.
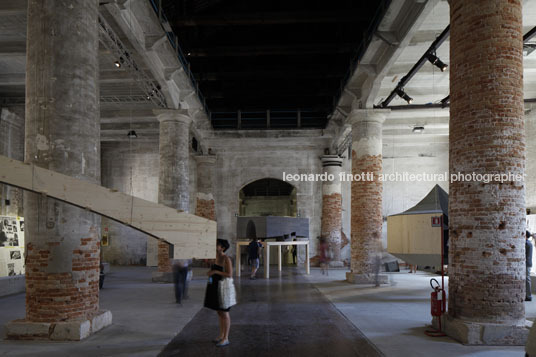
[448,0,525,323]
[157,241,172,273]
[196,198,215,220]
[350,154,383,273]
[25,235,100,322]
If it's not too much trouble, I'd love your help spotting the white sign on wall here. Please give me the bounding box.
[0,216,24,277]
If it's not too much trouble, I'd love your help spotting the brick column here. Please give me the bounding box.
[320,155,344,267]
[6,0,112,340]
[194,155,217,220]
[438,0,527,345]
[346,109,389,284]
[153,109,191,282]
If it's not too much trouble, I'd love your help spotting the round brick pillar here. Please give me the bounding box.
[194,155,217,221]
[346,109,389,284]
[442,0,527,345]
[154,109,192,280]
[320,155,344,267]
[8,0,112,340]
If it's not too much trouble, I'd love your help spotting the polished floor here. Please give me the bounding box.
[159,271,381,357]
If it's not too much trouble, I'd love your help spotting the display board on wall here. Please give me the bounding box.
[0,216,24,277]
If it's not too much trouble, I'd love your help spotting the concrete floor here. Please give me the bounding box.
[306,267,535,357]
[0,265,535,356]
[0,266,206,356]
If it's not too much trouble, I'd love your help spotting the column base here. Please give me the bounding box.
[152,271,173,283]
[6,310,112,341]
[329,260,345,268]
[432,314,532,345]
[346,272,388,284]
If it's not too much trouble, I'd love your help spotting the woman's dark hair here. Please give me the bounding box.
[217,238,230,252]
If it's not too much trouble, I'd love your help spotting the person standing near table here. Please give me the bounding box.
[247,237,262,279]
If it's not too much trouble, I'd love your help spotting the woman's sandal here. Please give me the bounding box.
[212,338,223,344]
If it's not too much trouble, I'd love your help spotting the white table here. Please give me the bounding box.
[235,240,310,278]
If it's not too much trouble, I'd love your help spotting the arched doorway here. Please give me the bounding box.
[239,178,297,217]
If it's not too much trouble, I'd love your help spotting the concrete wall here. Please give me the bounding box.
[100,139,199,266]
[241,196,293,217]
[0,107,24,217]
[209,133,329,261]
[526,107,536,210]
[382,141,449,249]
[101,141,159,265]
[337,139,449,265]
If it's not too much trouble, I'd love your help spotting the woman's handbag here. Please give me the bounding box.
[218,277,237,309]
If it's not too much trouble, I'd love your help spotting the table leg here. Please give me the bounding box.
[278,245,282,272]
[264,244,270,279]
[236,243,241,277]
[306,243,310,275]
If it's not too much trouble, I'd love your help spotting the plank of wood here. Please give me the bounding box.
[0,155,215,259]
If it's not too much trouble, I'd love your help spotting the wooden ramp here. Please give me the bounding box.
[0,155,216,259]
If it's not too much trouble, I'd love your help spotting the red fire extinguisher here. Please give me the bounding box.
[430,278,446,316]
[426,278,447,337]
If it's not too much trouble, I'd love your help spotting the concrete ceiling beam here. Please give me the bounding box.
[0,73,24,86]
[0,0,27,15]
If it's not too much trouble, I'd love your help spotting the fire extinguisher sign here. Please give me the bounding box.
[431,216,441,227]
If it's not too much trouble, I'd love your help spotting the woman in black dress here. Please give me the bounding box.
[204,238,233,347]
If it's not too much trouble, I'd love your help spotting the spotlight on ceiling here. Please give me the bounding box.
[395,88,413,104]
[412,126,424,134]
[114,56,125,68]
[426,53,448,72]
[127,130,138,138]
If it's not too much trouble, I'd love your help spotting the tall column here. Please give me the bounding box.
[346,109,388,284]
[153,109,191,281]
[440,0,527,345]
[320,155,343,267]
[6,0,112,340]
[194,155,217,220]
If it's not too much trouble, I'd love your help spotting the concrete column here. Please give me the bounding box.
[6,0,112,340]
[194,155,217,220]
[320,155,343,267]
[439,0,527,345]
[153,109,191,281]
[346,109,389,284]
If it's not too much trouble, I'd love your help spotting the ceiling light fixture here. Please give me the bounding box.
[395,88,413,104]
[412,126,424,133]
[127,130,138,138]
[425,53,448,72]
[114,56,125,68]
